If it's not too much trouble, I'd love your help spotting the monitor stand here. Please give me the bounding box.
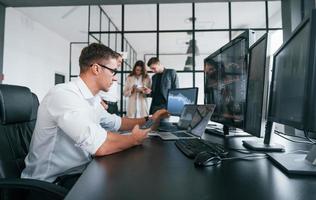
[242,140,284,152]
[205,125,251,137]
[268,145,316,175]
[242,121,284,152]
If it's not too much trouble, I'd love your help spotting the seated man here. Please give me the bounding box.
[21,43,168,189]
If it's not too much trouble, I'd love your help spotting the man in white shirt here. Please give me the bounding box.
[21,43,168,189]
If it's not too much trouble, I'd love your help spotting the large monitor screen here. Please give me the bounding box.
[205,35,248,128]
[269,20,310,129]
[306,19,316,133]
[244,34,267,137]
[167,88,198,116]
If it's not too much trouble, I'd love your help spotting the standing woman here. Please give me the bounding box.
[123,60,152,118]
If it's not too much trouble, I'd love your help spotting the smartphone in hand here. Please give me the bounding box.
[140,119,155,129]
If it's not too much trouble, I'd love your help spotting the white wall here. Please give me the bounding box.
[3,8,70,100]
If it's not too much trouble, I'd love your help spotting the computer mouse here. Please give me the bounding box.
[194,151,221,167]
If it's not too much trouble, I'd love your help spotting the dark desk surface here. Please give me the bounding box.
[65,134,316,200]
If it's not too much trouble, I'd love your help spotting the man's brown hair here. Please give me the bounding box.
[79,43,115,73]
[147,57,160,67]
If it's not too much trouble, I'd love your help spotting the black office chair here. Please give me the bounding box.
[0,84,67,200]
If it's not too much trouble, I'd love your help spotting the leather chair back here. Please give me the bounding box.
[0,84,39,178]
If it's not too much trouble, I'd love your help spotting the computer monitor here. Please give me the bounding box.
[244,34,268,138]
[242,34,283,151]
[167,88,198,116]
[204,31,249,134]
[245,11,316,175]
[269,30,310,131]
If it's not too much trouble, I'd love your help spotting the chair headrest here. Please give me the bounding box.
[30,93,39,121]
[0,84,34,124]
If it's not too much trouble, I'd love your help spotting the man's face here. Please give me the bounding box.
[150,63,162,74]
[97,57,118,92]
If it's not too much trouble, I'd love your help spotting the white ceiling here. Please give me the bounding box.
[17,6,89,42]
[0,0,278,7]
[15,2,282,58]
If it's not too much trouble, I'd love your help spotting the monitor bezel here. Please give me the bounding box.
[166,87,199,116]
[207,30,250,61]
[305,10,316,132]
[244,33,268,137]
[267,17,312,131]
[204,30,250,128]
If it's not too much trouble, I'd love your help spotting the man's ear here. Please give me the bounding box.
[90,64,100,75]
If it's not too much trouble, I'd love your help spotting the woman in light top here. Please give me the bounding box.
[123,60,152,118]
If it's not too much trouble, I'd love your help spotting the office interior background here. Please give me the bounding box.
[0,0,315,128]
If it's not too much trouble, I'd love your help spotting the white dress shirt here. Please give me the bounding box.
[21,78,121,182]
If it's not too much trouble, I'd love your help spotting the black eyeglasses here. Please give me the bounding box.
[95,63,118,76]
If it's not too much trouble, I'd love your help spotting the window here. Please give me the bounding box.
[82,1,282,115]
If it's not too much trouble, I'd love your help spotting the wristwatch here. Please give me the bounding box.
[144,116,149,121]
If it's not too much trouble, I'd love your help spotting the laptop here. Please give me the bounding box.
[158,87,198,132]
[158,105,197,132]
[166,87,198,116]
[149,104,216,140]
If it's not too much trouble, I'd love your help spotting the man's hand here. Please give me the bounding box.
[131,125,150,145]
[152,109,170,122]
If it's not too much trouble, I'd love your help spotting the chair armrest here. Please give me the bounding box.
[0,178,67,199]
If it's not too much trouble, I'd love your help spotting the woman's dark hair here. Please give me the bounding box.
[129,60,148,79]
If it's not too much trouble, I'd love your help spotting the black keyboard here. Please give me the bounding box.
[205,128,224,135]
[158,126,180,132]
[158,122,178,132]
[175,139,227,158]
[173,131,191,137]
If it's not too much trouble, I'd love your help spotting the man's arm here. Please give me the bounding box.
[95,109,169,156]
[95,125,148,156]
[119,117,146,131]
[119,109,169,131]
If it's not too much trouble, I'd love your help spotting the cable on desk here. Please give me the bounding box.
[304,130,316,145]
[274,130,314,145]
[221,154,268,161]
[285,150,309,154]
[228,147,255,154]
[274,130,308,140]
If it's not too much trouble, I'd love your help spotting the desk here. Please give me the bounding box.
[65,134,316,200]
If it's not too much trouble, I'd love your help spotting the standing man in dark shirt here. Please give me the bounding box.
[146,57,179,114]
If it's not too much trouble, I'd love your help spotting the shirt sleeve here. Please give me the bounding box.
[99,109,122,132]
[47,89,107,155]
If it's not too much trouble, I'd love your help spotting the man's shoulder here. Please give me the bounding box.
[42,81,83,109]
[165,68,176,72]
[164,68,177,75]
[51,81,76,92]
[47,82,79,99]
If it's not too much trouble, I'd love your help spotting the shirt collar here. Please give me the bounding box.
[75,77,95,100]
